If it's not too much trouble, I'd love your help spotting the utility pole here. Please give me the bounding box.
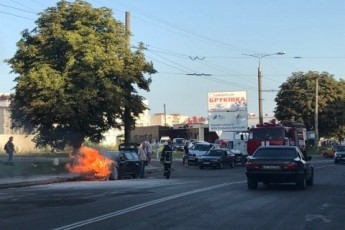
[124,11,131,143]
[257,60,263,125]
[242,52,286,125]
[164,104,167,126]
[315,77,319,152]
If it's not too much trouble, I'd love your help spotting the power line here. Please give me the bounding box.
[0,3,37,14]
[0,10,34,20]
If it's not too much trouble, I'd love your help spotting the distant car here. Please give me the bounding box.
[245,146,314,190]
[334,145,345,164]
[187,139,206,148]
[188,142,220,165]
[198,148,235,169]
[321,147,335,158]
[172,138,186,151]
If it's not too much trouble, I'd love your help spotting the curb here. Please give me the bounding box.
[0,175,81,189]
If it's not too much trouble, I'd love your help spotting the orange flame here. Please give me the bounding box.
[66,146,114,180]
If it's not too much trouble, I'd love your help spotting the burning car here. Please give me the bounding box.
[66,146,114,181]
[66,144,140,181]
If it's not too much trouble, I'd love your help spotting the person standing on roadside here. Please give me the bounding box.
[138,142,147,178]
[145,140,152,166]
[183,141,189,166]
[4,136,16,161]
[155,139,160,159]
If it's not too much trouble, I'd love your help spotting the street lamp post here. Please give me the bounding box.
[243,52,286,125]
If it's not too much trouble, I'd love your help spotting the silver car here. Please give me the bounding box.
[188,142,220,165]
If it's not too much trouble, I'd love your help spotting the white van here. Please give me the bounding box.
[160,136,171,145]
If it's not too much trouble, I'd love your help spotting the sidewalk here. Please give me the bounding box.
[0,157,161,189]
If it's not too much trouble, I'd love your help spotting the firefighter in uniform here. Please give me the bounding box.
[160,141,173,179]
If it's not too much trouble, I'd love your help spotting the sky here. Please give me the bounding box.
[1,0,344,118]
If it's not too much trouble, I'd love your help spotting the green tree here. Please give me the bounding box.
[274,71,345,138]
[6,0,155,150]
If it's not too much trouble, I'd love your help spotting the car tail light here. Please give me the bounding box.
[246,162,260,170]
[282,162,298,170]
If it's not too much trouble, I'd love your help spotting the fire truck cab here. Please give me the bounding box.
[247,120,307,155]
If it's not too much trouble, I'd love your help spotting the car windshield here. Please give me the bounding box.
[174,138,184,144]
[252,128,284,139]
[191,144,212,151]
[208,150,223,156]
[254,148,297,158]
[123,152,138,160]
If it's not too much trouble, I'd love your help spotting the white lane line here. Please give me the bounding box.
[53,181,245,230]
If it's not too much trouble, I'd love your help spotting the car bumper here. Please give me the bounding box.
[335,155,345,163]
[246,171,305,183]
[188,156,201,164]
[199,161,221,167]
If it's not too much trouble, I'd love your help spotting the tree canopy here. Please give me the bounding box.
[274,71,345,141]
[6,0,156,150]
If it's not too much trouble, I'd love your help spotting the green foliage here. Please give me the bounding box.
[6,0,156,150]
[274,71,345,139]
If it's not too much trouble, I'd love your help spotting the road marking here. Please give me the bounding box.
[53,181,245,230]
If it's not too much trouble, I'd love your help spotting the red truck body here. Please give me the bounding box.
[247,121,307,155]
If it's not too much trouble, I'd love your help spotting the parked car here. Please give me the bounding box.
[334,145,345,164]
[172,138,186,151]
[245,146,314,190]
[198,148,235,169]
[104,143,140,180]
[188,142,220,165]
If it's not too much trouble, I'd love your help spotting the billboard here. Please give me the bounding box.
[208,91,248,131]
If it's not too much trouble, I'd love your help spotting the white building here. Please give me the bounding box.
[150,113,189,126]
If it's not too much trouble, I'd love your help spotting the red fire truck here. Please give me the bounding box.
[247,120,307,155]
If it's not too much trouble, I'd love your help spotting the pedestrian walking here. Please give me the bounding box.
[138,142,147,178]
[183,141,189,166]
[4,136,16,161]
[160,141,173,179]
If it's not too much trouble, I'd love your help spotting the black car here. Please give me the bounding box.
[245,146,314,190]
[334,145,345,164]
[198,148,235,169]
[105,151,141,180]
[104,143,140,180]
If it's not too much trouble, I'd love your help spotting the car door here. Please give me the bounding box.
[117,152,129,175]
[222,150,230,165]
[297,148,312,177]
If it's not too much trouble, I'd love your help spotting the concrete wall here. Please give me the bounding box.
[0,134,41,154]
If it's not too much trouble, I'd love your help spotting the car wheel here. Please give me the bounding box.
[334,159,338,164]
[296,176,306,190]
[109,167,119,180]
[247,178,258,190]
[199,165,204,169]
[263,182,270,186]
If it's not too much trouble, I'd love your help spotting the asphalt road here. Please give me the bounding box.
[0,157,344,230]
